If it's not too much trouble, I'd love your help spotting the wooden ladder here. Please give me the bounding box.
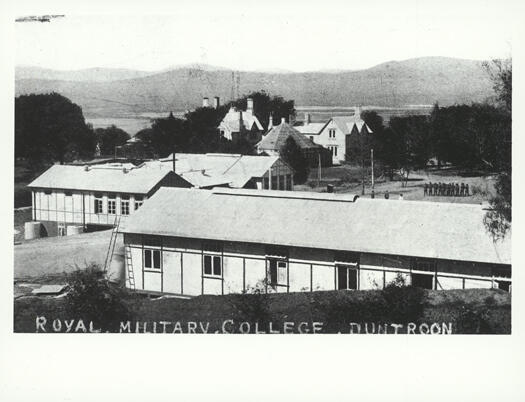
[103,216,121,273]
[125,245,136,291]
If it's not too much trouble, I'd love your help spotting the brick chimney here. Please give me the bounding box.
[268,112,274,131]
[354,105,362,118]
[247,97,254,113]
[202,97,210,108]
[213,96,220,109]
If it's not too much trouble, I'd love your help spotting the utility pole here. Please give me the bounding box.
[317,153,322,187]
[371,148,375,191]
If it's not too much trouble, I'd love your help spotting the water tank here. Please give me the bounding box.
[107,245,126,285]
[327,184,334,193]
[66,225,84,236]
[24,222,41,240]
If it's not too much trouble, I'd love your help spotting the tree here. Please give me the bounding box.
[281,137,309,184]
[230,90,296,129]
[482,59,512,239]
[94,125,130,156]
[15,92,96,166]
[389,115,431,186]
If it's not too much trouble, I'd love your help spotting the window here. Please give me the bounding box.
[497,280,511,292]
[266,246,288,289]
[329,129,336,138]
[203,242,222,277]
[268,259,288,288]
[134,196,144,210]
[121,196,130,216]
[286,175,292,190]
[44,190,52,195]
[278,176,285,190]
[94,194,103,214]
[107,198,116,215]
[64,191,72,197]
[337,265,358,290]
[144,249,161,270]
[204,255,222,276]
[263,177,269,190]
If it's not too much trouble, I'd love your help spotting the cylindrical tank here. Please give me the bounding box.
[66,225,84,236]
[327,184,334,193]
[107,245,126,285]
[24,222,41,240]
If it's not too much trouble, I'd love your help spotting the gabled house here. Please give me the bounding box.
[297,107,373,165]
[218,98,264,145]
[257,119,332,167]
[27,162,191,237]
[119,187,511,296]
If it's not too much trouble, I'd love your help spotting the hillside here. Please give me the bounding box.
[15,57,495,117]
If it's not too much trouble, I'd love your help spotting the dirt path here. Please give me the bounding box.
[14,230,122,279]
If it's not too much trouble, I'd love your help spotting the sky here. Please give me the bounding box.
[14,0,516,72]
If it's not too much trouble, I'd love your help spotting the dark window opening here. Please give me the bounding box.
[64,191,73,197]
[337,265,358,290]
[203,254,222,277]
[144,249,161,270]
[411,273,433,289]
[44,190,52,195]
[268,259,287,288]
[266,245,288,258]
[497,281,511,292]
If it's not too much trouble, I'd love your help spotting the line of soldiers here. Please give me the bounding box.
[424,182,469,197]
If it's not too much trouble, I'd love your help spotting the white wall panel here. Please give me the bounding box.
[182,253,202,296]
[288,262,310,292]
[312,264,334,291]
[163,251,182,294]
[223,256,244,294]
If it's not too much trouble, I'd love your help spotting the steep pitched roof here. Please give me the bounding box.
[28,163,188,194]
[330,115,372,135]
[120,187,511,266]
[295,122,327,135]
[219,107,264,132]
[257,122,321,151]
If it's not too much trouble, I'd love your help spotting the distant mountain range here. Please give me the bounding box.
[15,57,496,118]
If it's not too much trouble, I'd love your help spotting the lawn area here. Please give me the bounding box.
[296,164,497,204]
[14,284,511,334]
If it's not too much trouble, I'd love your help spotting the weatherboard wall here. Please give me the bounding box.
[122,234,511,296]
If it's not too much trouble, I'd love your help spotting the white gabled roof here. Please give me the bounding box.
[28,163,185,194]
[295,122,326,135]
[219,107,264,132]
[120,187,511,266]
[329,115,373,135]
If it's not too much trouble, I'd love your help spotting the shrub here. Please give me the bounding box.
[65,264,133,332]
[227,280,271,333]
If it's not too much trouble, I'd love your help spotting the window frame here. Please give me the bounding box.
[107,197,116,215]
[336,264,358,290]
[94,195,104,214]
[202,242,223,278]
[121,199,130,215]
[144,248,161,271]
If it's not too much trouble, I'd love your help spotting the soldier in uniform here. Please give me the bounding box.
[384,190,390,199]
[455,183,459,196]
[465,183,469,196]
[424,183,428,196]
[429,181,433,196]
[460,182,465,196]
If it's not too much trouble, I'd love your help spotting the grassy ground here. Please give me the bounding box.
[14,284,511,334]
[296,165,496,204]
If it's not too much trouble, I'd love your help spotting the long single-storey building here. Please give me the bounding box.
[28,163,191,236]
[119,188,511,296]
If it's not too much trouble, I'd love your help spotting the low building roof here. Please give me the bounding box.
[148,153,286,188]
[120,187,511,265]
[257,122,322,151]
[28,163,186,194]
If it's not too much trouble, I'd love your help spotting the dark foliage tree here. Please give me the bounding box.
[149,112,187,157]
[281,137,309,184]
[94,125,130,156]
[230,90,296,129]
[388,115,431,186]
[15,92,96,166]
[482,59,512,239]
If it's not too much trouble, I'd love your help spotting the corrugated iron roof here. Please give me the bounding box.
[331,115,373,135]
[295,122,327,135]
[257,122,322,151]
[120,187,511,265]
[28,163,181,194]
